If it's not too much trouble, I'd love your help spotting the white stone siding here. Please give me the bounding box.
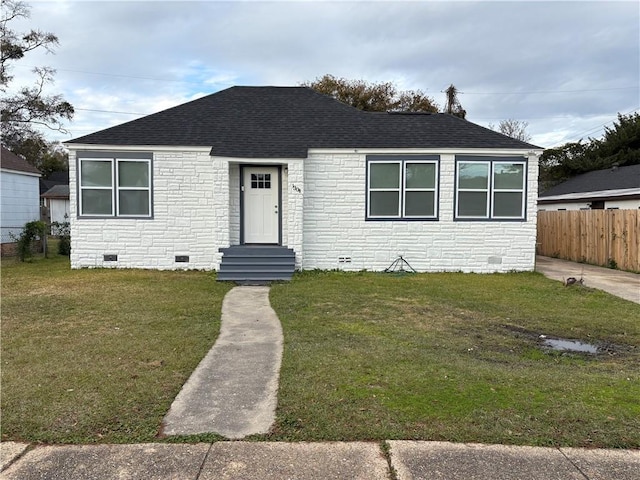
[286,159,305,269]
[229,163,240,245]
[301,151,539,273]
[281,168,288,246]
[69,149,226,270]
[69,147,538,273]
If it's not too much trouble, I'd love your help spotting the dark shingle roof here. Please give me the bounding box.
[68,86,539,157]
[40,170,69,195]
[41,184,70,198]
[540,164,640,197]
[1,146,41,175]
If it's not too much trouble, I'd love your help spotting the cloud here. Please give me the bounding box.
[7,0,638,148]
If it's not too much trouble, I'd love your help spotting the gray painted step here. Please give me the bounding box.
[218,245,295,283]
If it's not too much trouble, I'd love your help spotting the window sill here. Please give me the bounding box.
[365,217,439,222]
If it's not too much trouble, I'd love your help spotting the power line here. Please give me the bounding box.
[76,107,149,115]
[17,64,638,97]
[548,107,639,147]
[15,64,187,84]
[459,86,639,95]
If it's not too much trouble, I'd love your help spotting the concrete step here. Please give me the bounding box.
[218,245,296,283]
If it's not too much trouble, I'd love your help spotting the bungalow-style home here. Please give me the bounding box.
[1,146,41,255]
[538,164,640,211]
[65,86,542,280]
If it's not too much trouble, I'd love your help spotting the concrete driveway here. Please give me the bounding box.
[535,256,640,304]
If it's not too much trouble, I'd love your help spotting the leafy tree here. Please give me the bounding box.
[489,119,531,142]
[1,0,73,163]
[2,127,67,176]
[588,112,640,167]
[303,74,439,113]
[539,112,640,190]
[538,141,592,191]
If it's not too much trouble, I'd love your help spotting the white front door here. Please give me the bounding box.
[243,166,279,244]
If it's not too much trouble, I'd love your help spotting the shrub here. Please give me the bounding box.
[13,221,47,261]
[51,220,71,256]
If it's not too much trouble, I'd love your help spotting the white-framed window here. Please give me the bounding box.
[455,156,526,220]
[367,156,439,220]
[78,153,152,217]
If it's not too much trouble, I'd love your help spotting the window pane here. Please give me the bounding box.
[119,161,149,187]
[370,163,400,189]
[81,160,112,187]
[458,163,489,189]
[82,189,112,215]
[405,191,435,216]
[494,163,524,189]
[458,191,487,217]
[370,191,399,216]
[406,163,436,189]
[119,190,150,216]
[494,192,523,217]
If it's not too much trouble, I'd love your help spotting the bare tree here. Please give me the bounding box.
[1,0,74,142]
[489,119,532,142]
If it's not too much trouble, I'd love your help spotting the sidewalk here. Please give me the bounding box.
[2,440,638,479]
[535,255,640,304]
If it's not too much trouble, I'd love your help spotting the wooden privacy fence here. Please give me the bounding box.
[537,210,639,272]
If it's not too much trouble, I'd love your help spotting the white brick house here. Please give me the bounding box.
[66,87,542,279]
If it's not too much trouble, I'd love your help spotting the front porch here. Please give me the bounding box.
[220,158,304,282]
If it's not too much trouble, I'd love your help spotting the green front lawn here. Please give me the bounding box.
[2,258,638,447]
[1,256,232,444]
[267,270,640,448]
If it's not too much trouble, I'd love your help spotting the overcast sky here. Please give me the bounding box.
[7,0,640,148]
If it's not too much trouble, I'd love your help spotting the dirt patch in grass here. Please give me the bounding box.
[502,324,637,357]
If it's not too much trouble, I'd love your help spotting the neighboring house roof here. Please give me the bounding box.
[538,164,640,203]
[68,86,539,158]
[40,170,69,195]
[41,184,70,199]
[0,146,41,175]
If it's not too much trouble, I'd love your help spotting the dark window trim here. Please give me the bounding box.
[365,155,440,221]
[76,151,154,219]
[454,155,528,222]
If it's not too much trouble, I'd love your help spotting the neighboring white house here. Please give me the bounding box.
[1,146,42,251]
[65,86,542,279]
[538,164,640,211]
[41,184,70,228]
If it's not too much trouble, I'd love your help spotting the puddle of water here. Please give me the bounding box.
[543,338,598,354]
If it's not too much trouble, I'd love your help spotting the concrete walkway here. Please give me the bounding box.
[161,286,283,438]
[535,256,640,304]
[2,440,638,479]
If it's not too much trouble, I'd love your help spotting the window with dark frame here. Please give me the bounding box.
[367,156,439,220]
[79,155,152,217]
[455,156,526,220]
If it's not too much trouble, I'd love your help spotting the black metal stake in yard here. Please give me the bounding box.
[384,255,417,274]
